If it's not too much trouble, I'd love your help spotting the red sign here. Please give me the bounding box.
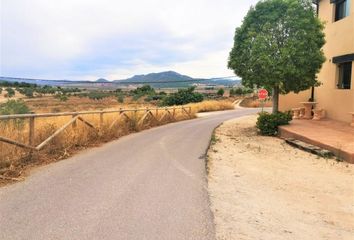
[258,89,268,100]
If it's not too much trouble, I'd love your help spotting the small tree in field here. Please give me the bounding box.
[0,100,30,115]
[228,0,325,113]
[217,88,225,97]
[5,88,15,98]
[162,87,203,106]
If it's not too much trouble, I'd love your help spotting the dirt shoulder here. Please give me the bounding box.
[207,115,354,240]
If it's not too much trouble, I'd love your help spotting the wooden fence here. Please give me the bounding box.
[0,106,192,151]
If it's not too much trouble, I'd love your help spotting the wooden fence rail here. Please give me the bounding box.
[0,106,192,151]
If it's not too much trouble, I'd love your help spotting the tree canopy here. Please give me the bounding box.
[228,0,325,112]
[162,87,203,106]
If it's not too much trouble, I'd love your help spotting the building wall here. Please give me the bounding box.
[279,0,354,123]
[279,90,312,111]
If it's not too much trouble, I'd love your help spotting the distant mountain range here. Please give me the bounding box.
[115,71,193,83]
[95,78,110,83]
[0,71,240,87]
[114,71,239,86]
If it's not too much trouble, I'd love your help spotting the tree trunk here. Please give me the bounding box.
[272,86,279,114]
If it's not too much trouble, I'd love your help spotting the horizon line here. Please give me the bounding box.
[0,75,239,83]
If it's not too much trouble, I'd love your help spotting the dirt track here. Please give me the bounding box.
[208,115,354,240]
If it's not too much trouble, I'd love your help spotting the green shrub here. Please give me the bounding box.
[234,87,244,95]
[54,93,68,102]
[0,81,37,88]
[217,88,224,96]
[87,91,112,100]
[117,93,124,103]
[132,93,144,101]
[229,87,253,96]
[130,85,155,95]
[23,88,34,98]
[128,85,157,101]
[0,100,31,128]
[5,88,15,97]
[256,111,292,136]
[144,94,164,102]
[162,87,203,106]
[76,92,88,98]
[60,87,81,94]
[229,88,234,96]
[36,85,57,94]
[59,94,68,102]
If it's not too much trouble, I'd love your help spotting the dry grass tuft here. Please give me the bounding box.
[240,97,273,108]
[187,100,235,113]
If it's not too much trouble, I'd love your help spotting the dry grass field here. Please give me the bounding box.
[187,100,235,113]
[0,99,234,185]
[24,96,155,113]
[240,96,273,108]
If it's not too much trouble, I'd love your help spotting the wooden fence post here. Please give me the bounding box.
[29,116,35,146]
[118,108,123,122]
[72,113,78,128]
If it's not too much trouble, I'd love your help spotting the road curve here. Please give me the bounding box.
[0,108,261,240]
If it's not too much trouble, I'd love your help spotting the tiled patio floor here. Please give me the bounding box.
[279,119,354,163]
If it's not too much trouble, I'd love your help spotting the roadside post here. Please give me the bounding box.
[258,89,268,112]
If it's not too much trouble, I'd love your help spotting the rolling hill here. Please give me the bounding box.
[0,71,240,88]
[115,71,193,83]
[114,71,240,87]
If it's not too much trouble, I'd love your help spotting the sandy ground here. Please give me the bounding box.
[0,93,10,103]
[207,115,354,240]
[0,89,25,103]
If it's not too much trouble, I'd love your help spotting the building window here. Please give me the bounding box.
[337,62,352,89]
[334,0,349,21]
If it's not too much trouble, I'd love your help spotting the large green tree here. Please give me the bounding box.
[228,0,325,113]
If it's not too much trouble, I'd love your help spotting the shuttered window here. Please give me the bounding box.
[337,62,352,89]
[334,0,349,21]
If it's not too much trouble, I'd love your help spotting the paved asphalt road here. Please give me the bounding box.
[0,108,260,240]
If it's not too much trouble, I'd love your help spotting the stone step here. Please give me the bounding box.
[284,138,334,159]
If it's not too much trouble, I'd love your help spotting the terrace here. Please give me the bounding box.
[279,118,354,163]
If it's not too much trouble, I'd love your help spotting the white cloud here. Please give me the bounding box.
[104,50,234,80]
[0,0,258,80]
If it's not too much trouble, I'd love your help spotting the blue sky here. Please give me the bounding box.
[0,0,258,80]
